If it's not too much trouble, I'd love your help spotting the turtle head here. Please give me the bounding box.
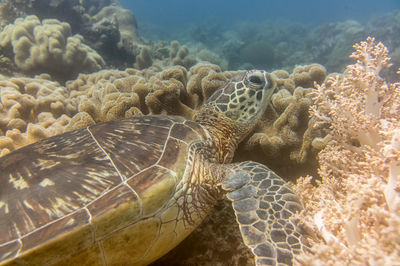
[198,70,276,139]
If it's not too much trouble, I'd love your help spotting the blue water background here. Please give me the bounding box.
[119,0,399,36]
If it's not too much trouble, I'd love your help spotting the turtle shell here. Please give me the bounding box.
[0,115,210,265]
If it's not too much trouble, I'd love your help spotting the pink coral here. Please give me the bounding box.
[295,37,400,265]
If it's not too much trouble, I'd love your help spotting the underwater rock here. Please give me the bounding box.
[0,0,112,32]
[135,41,199,71]
[0,15,105,81]
[90,4,140,66]
[82,12,121,61]
[94,4,140,45]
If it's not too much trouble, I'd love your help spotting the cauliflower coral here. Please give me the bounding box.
[295,37,400,265]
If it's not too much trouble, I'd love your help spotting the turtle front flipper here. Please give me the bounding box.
[221,161,307,266]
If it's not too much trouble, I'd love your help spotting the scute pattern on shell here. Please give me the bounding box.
[0,115,209,264]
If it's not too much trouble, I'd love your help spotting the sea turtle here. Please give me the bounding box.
[0,70,307,266]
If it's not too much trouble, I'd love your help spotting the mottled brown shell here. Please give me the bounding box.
[0,115,210,265]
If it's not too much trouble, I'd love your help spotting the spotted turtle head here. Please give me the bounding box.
[204,70,275,131]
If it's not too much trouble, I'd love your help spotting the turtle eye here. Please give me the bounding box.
[246,72,265,89]
[248,75,262,85]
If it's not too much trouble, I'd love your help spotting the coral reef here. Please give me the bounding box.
[291,64,326,88]
[0,75,75,156]
[0,0,25,28]
[155,13,400,75]
[306,20,365,72]
[137,40,198,70]
[0,0,112,31]
[0,63,230,155]
[236,64,327,180]
[194,45,228,70]
[0,59,329,264]
[0,15,105,80]
[89,3,140,66]
[93,4,139,44]
[0,63,325,179]
[0,53,17,76]
[365,10,400,81]
[0,0,141,70]
[238,40,275,69]
[1,1,400,263]
[294,38,400,265]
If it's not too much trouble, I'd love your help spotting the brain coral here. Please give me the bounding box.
[0,15,105,80]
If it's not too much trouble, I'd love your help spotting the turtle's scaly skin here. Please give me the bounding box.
[0,70,306,265]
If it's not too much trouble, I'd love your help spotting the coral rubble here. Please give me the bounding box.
[295,38,400,265]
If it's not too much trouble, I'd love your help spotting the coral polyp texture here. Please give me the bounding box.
[237,64,327,179]
[294,37,400,265]
[0,15,105,80]
[0,75,75,156]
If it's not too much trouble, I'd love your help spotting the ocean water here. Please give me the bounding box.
[120,0,399,32]
[118,0,400,73]
[0,1,399,266]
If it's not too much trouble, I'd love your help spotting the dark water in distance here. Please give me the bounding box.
[119,0,400,31]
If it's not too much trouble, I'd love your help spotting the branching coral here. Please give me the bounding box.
[0,15,105,80]
[295,37,400,265]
